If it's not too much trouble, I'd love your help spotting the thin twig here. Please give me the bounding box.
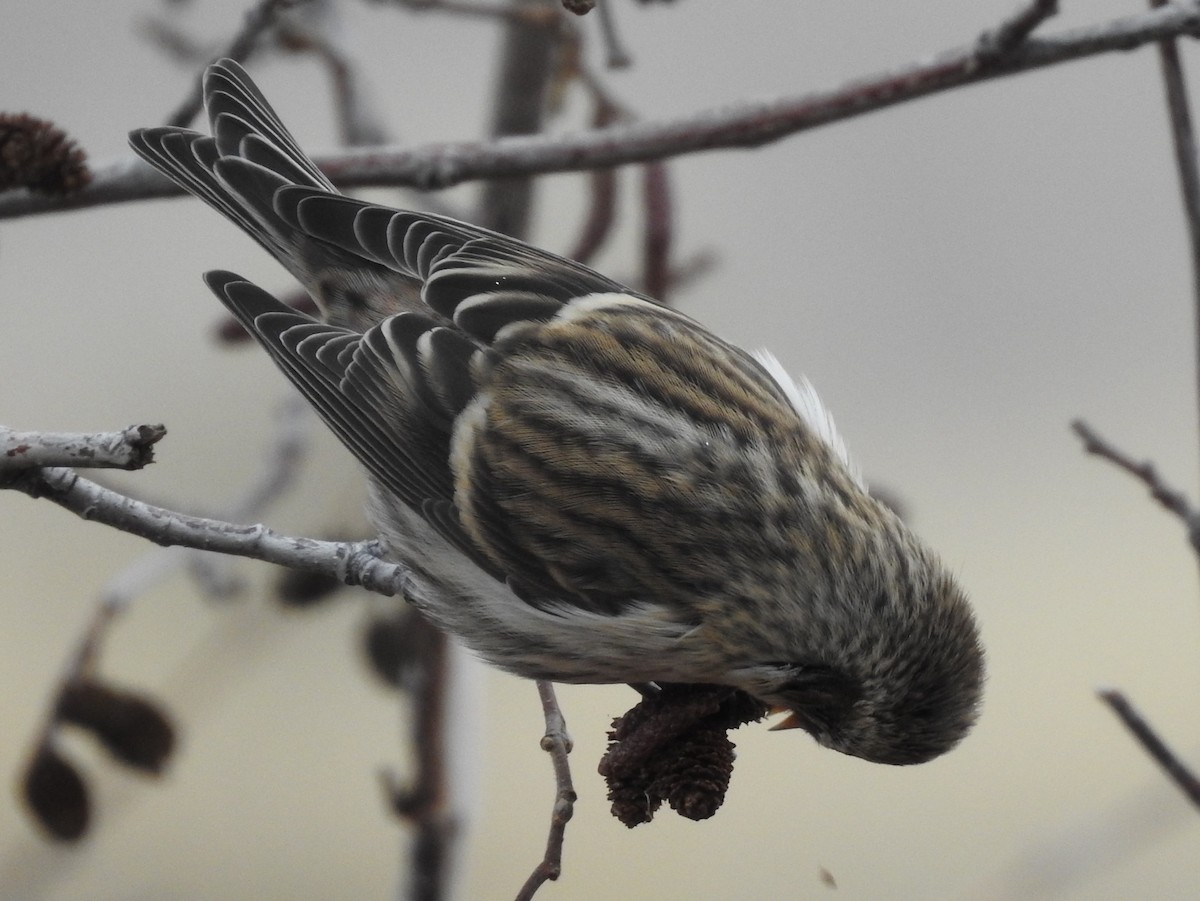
[185,394,311,595]
[660,249,717,296]
[1,466,412,598]
[1070,419,1200,540]
[20,397,313,781]
[402,618,455,901]
[1148,0,1200,485]
[568,165,617,264]
[138,16,209,64]
[164,0,308,128]
[977,0,1059,60]
[0,424,165,472]
[567,94,621,264]
[8,3,1200,218]
[564,48,633,264]
[594,0,631,69]
[514,680,576,901]
[1097,689,1200,811]
[313,41,389,146]
[395,0,550,24]
[640,160,672,301]
[476,0,561,236]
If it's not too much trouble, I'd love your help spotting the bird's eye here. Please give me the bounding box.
[773,664,862,733]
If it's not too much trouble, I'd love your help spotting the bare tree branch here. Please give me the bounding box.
[1148,0,1200,482]
[568,161,617,264]
[476,0,560,236]
[640,160,672,301]
[593,0,631,69]
[6,3,1200,219]
[564,53,626,263]
[14,394,314,846]
[1,466,412,597]
[1097,689,1200,812]
[309,37,390,147]
[379,613,456,901]
[1070,420,1200,554]
[977,0,1059,60]
[393,0,549,24]
[514,680,575,901]
[0,424,165,472]
[164,0,309,128]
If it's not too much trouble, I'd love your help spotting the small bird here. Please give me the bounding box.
[130,59,983,765]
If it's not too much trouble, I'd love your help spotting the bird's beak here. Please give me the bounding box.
[768,706,805,732]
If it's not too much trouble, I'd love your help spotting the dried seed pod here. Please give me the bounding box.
[0,113,91,196]
[363,608,441,690]
[606,773,661,828]
[601,685,765,825]
[56,680,175,774]
[599,684,731,779]
[275,567,344,607]
[649,723,735,821]
[21,743,89,842]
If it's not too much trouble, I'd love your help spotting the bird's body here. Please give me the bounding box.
[130,60,983,765]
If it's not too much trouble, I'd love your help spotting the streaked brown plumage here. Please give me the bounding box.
[129,59,984,765]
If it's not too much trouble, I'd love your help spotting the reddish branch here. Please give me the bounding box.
[4,4,1200,218]
[977,0,1059,60]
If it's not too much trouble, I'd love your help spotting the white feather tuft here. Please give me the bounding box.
[752,350,865,489]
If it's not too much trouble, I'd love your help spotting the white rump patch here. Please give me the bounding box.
[752,350,865,488]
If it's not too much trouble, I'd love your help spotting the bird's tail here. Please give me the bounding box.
[128,59,358,286]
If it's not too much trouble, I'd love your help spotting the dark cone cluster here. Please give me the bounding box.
[0,113,91,196]
[363,607,443,690]
[20,678,176,842]
[274,566,344,607]
[599,684,765,827]
[56,680,176,774]
[21,745,89,842]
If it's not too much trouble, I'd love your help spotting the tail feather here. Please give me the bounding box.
[203,60,334,192]
[129,63,367,290]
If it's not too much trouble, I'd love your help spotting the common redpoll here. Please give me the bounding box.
[129,60,983,765]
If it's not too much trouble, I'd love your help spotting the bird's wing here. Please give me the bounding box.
[204,271,455,504]
[269,187,640,335]
[128,59,637,330]
[203,265,665,612]
[129,61,409,311]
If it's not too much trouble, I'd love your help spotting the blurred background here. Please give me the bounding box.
[2,1,1199,898]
